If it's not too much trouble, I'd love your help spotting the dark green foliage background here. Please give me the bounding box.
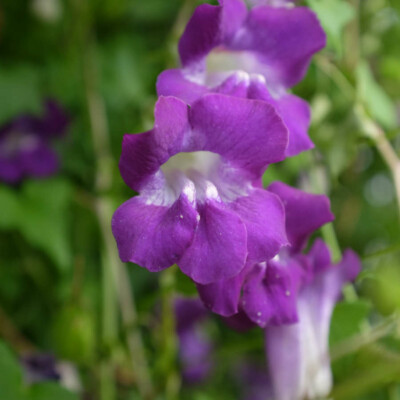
[0,0,399,399]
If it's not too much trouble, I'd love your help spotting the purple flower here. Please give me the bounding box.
[197,182,334,317]
[236,362,273,400]
[21,353,61,384]
[197,182,361,399]
[157,0,326,156]
[265,241,360,400]
[175,297,212,384]
[112,94,288,285]
[0,100,69,184]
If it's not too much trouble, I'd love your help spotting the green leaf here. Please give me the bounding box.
[29,383,79,400]
[0,67,42,125]
[19,179,72,270]
[330,300,371,346]
[307,0,355,54]
[0,342,27,400]
[52,305,95,365]
[0,179,72,271]
[330,300,371,382]
[356,61,397,129]
[0,186,20,228]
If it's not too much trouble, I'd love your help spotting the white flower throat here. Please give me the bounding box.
[149,151,250,206]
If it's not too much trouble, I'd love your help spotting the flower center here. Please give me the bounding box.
[206,50,263,83]
[157,151,250,205]
[202,49,283,96]
[161,151,220,178]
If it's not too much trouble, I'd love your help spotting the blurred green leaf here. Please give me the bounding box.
[356,61,397,129]
[52,305,95,365]
[0,186,20,228]
[330,300,371,346]
[330,300,371,383]
[29,383,78,400]
[0,67,42,125]
[307,0,355,54]
[331,345,400,399]
[0,342,27,400]
[100,38,149,109]
[19,179,72,270]
[0,179,72,270]
[364,263,400,315]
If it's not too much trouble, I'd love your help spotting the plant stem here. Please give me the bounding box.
[159,267,180,400]
[355,105,400,219]
[315,56,400,219]
[308,154,359,301]
[0,306,35,354]
[330,314,399,361]
[82,33,155,400]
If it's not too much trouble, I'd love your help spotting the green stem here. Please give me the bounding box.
[330,314,399,361]
[308,153,359,301]
[82,33,155,400]
[355,105,400,220]
[159,267,180,400]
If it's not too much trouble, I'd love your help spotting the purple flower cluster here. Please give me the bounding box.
[0,100,69,184]
[112,0,361,398]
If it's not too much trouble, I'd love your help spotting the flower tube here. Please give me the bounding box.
[264,241,360,400]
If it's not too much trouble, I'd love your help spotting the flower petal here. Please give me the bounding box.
[38,100,69,138]
[21,144,59,178]
[267,182,334,252]
[235,6,326,88]
[156,69,208,105]
[223,309,256,331]
[276,94,312,156]
[111,190,198,272]
[119,96,189,191]
[179,0,247,69]
[190,94,288,178]
[196,262,251,316]
[242,260,302,327]
[179,3,221,69]
[247,80,312,156]
[228,189,287,263]
[0,158,22,183]
[178,199,247,284]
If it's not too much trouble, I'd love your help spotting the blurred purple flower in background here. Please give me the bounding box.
[175,297,213,384]
[21,353,61,384]
[21,352,82,392]
[236,362,273,400]
[0,100,69,184]
[157,0,325,156]
[112,94,288,285]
